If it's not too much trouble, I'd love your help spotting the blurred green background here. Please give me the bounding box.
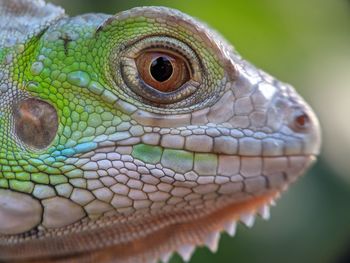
[48,1,350,263]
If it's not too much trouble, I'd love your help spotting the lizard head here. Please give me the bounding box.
[0,6,321,263]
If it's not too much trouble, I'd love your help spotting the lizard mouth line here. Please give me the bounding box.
[76,143,317,183]
[79,127,318,160]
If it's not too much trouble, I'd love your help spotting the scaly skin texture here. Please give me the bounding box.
[0,1,321,263]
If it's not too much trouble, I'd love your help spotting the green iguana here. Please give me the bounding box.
[0,1,321,262]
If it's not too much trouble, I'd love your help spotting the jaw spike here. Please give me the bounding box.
[160,251,172,263]
[281,184,289,191]
[258,205,270,220]
[204,231,220,253]
[177,244,195,262]
[223,220,237,236]
[240,213,256,228]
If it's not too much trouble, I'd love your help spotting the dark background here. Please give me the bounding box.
[49,1,350,262]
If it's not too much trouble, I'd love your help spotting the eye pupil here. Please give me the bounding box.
[150,56,173,82]
[135,51,190,93]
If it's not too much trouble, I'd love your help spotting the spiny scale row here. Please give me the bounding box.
[158,202,273,263]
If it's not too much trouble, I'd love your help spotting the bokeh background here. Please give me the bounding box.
[48,1,350,262]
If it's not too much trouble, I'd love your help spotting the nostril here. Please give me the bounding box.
[295,112,309,128]
[290,109,311,132]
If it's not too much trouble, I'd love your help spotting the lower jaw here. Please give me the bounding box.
[2,155,316,263]
[79,190,280,263]
[6,189,279,263]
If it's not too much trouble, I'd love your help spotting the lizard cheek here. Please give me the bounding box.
[13,98,58,150]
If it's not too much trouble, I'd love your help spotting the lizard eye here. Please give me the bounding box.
[136,51,190,92]
[14,98,58,150]
[117,36,202,105]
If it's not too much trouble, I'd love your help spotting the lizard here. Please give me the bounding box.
[0,0,321,262]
